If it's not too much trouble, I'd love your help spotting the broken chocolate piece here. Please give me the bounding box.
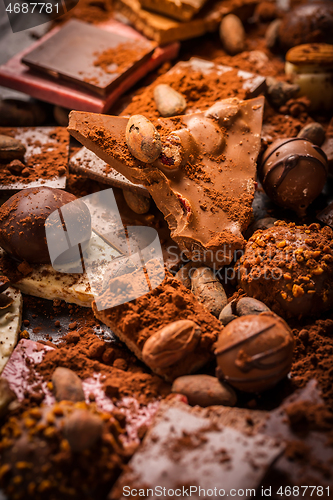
[110,400,284,500]
[140,0,209,22]
[68,96,264,267]
[92,266,223,381]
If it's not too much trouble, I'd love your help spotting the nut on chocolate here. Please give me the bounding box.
[215,313,294,393]
[126,114,162,163]
[259,138,328,216]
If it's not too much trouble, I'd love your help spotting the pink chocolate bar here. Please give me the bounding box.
[0,20,179,113]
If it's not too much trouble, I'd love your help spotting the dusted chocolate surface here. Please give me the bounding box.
[68,96,264,267]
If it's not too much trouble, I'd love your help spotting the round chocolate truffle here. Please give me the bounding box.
[236,221,333,317]
[0,187,91,264]
[278,2,333,52]
[215,313,294,393]
[259,138,328,216]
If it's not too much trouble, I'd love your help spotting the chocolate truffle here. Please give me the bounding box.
[278,2,333,52]
[259,138,328,216]
[236,222,333,317]
[0,187,91,264]
[0,402,124,500]
[215,313,294,393]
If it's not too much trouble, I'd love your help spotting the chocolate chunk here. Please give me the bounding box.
[68,96,264,267]
[110,400,284,500]
[140,0,209,22]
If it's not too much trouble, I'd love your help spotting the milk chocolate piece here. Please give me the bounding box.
[114,0,259,44]
[140,0,209,22]
[92,265,223,381]
[22,20,156,97]
[68,97,264,267]
[110,400,284,500]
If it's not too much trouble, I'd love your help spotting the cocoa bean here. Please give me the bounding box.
[52,367,85,402]
[219,302,237,326]
[0,135,26,163]
[123,189,151,214]
[142,320,201,370]
[153,84,187,117]
[265,19,281,50]
[219,14,245,55]
[191,267,227,317]
[236,297,270,317]
[297,122,326,146]
[64,409,103,452]
[172,374,237,407]
[126,115,162,163]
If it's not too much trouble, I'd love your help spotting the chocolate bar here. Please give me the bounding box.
[139,0,209,22]
[0,126,69,190]
[68,97,264,267]
[114,0,259,44]
[22,20,156,98]
[93,266,223,381]
[110,400,284,500]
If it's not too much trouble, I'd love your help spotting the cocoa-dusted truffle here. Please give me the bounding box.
[215,313,294,393]
[0,187,91,264]
[0,401,124,500]
[278,2,333,52]
[236,222,333,317]
[259,138,328,216]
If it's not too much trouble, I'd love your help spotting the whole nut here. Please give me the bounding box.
[172,374,237,407]
[64,409,103,452]
[52,367,85,402]
[142,319,201,370]
[219,14,245,55]
[191,267,227,317]
[153,84,187,117]
[215,313,294,393]
[123,189,151,214]
[219,301,237,326]
[126,115,162,163]
[265,19,281,50]
[297,122,326,147]
[236,297,271,317]
[0,134,26,163]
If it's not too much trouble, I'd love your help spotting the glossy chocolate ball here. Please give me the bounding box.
[279,2,333,52]
[260,138,328,216]
[215,313,294,393]
[0,187,91,264]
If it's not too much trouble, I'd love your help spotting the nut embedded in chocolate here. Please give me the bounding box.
[0,187,91,264]
[125,114,162,163]
[259,138,328,216]
[215,313,294,393]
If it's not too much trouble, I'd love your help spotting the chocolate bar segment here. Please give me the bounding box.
[68,97,264,267]
[110,400,284,500]
[139,0,209,22]
[93,266,223,381]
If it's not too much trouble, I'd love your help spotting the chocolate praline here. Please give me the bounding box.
[259,138,328,217]
[215,312,294,393]
[0,187,91,264]
[236,221,333,318]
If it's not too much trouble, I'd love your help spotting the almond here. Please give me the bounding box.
[126,115,162,163]
[219,14,245,56]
